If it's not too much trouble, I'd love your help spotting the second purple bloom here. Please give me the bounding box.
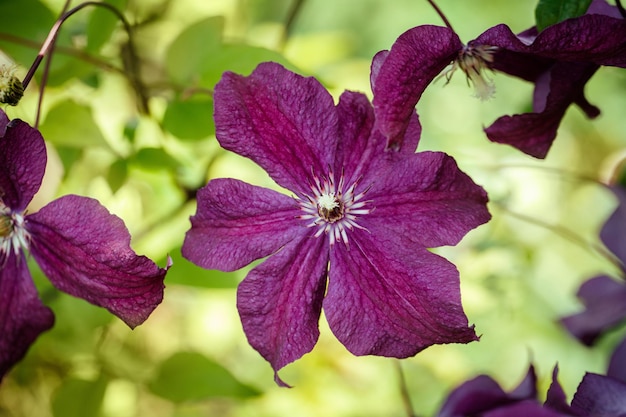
[183,62,491,385]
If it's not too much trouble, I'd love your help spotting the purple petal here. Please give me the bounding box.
[560,275,626,346]
[325,228,477,359]
[600,186,626,265]
[475,14,626,68]
[213,62,337,194]
[183,178,304,272]
[26,195,167,329]
[0,252,54,379]
[237,236,328,386]
[485,61,598,159]
[483,401,572,417]
[372,25,462,150]
[437,366,538,417]
[333,91,421,182]
[545,366,577,414]
[363,151,490,248]
[608,337,626,384]
[0,118,46,211]
[571,372,626,416]
[437,375,510,417]
[0,109,9,135]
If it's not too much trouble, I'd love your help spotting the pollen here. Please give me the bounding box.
[297,173,370,246]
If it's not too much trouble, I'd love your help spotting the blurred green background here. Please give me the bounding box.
[1,0,626,416]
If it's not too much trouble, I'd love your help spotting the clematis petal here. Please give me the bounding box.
[183,178,303,272]
[0,109,8,135]
[600,186,626,266]
[475,13,626,69]
[608,337,626,383]
[483,401,572,417]
[333,91,421,184]
[437,365,543,417]
[484,61,598,159]
[372,25,462,150]
[560,275,626,346]
[545,366,577,414]
[26,195,167,329]
[0,252,54,379]
[325,228,477,359]
[363,151,490,248]
[0,118,46,211]
[213,62,338,194]
[237,236,328,386]
[571,372,626,416]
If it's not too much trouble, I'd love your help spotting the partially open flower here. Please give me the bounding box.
[0,66,24,106]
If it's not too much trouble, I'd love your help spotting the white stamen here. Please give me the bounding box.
[296,173,371,246]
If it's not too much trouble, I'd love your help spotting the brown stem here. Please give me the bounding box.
[395,361,418,417]
[21,1,149,114]
[425,0,455,32]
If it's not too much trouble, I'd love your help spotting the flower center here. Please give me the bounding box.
[0,200,29,263]
[297,173,370,246]
[317,194,344,223]
[441,44,497,101]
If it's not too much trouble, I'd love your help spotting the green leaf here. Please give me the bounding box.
[162,97,214,140]
[39,100,108,148]
[165,16,224,84]
[149,352,261,403]
[107,158,128,192]
[51,376,108,417]
[129,147,179,171]
[86,0,127,53]
[0,0,56,65]
[535,0,592,31]
[159,247,240,289]
[198,43,296,88]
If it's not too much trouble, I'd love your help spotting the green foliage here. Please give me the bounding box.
[159,247,240,288]
[86,0,127,53]
[0,0,55,64]
[535,0,593,31]
[162,96,215,140]
[52,376,109,417]
[39,99,108,148]
[148,352,261,402]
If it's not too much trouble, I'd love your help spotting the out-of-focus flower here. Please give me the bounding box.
[371,0,626,157]
[436,365,570,417]
[0,110,169,379]
[561,185,626,345]
[183,62,490,385]
[546,338,626,416]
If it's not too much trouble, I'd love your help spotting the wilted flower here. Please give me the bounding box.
[183,62,491,385]
[372,0,626,157]
[0,110,169,379]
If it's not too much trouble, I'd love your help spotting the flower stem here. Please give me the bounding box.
[21,1,149,114]
[425,0,455,32]
[395,361,419,417]
[279,0,306,50]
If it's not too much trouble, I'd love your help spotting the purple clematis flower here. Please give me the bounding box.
[182,62,491,385]
[561,185,626,345]
[546,337,626,416]
[372,0,626,157]
[436,365,571,417]
[0,110,168,379]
